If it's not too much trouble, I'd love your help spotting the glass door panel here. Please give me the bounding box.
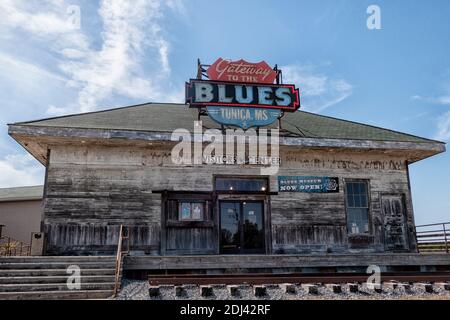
[220,202,241,254]
[242,202,264,253]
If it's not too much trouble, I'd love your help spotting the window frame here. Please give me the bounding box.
[162,191,213,225]
[213,175,270,194]
[178,201,206,221]
[344,179,372,236]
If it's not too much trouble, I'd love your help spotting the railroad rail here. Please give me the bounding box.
[148,272,450,286]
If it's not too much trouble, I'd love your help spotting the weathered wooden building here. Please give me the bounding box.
[7,103,445,258]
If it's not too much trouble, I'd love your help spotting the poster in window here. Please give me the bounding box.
[180,202,191,220]
[192,203,203,220]
[247,210,257,223]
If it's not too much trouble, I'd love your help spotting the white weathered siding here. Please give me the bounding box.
[42,144,416,255]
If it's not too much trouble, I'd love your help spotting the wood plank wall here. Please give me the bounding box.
[42,144,416,255]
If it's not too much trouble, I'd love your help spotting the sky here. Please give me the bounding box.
[0,0,449,224]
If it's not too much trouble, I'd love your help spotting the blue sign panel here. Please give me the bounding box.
[278,176,339,193]
[207,106,281,129]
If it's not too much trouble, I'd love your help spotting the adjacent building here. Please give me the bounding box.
[0,186,43,243]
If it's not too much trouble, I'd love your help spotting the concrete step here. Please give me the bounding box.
[0,289,114,300]
[0,255,120,299]
[0,256,115,264]
[0,268,116,277]
[0,262,115,270]
[0,275,116,284]
[0,282,116,292]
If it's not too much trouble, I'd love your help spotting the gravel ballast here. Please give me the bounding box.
[114,279,450,300]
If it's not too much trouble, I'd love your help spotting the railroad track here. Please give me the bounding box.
[148,272,450,286]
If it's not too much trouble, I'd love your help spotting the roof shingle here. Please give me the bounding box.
[11,103,443,144]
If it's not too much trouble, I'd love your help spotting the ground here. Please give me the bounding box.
[114,279,450,300]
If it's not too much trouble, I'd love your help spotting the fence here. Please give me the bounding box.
[0,235,31,256]
[415,222,449,253]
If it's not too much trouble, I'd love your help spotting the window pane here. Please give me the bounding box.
[216,178,267,192]
[346,182,369,207]
[243,202,264,250]
[347,194,354,207]
[346,181,369,233]
[361,195,368,208]
[360,182,367,194]
[179,202,204,221]
[347,208,369,234]
[347,210,355,223]
[356,183,363,194]
[354,195,361,207]
[191,203,204,220]
[180,202,191,220]
[347,183,353,194]
[220,202,240,253]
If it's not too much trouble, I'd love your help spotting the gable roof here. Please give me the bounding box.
[10,102,443,144]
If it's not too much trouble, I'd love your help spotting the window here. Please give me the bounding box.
[215,177,268,192]
[164,192,211,223]
[179,202,205,221]
[346,181,370,234]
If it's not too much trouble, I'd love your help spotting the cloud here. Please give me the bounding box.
[0,153,44,188]
[55,0,183,113]
[411,94,450,105]
[0,0,184,188]
[0,0,78,35]
[412,86,450,141]
[435,110,450,141]
[0,52,74,121]
[0,0,183,115]
[401,111,430,123]
[0,52,66,84]
[281,64,353,113]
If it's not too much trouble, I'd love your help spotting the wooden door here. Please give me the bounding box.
[381,194,409,251]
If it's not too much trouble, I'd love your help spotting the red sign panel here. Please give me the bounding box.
[207,58,277,84]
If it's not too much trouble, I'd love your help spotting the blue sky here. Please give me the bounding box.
[0,0,449,224]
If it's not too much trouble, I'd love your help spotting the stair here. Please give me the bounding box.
[0,256,118,300]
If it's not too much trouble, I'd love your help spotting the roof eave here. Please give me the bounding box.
[8,124,445,165]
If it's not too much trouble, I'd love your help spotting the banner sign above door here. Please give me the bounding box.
[278,176,339,193]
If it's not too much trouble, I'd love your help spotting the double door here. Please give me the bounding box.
[219,200,265,254]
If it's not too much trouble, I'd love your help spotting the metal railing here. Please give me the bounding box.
[113,225,129,297]
[415,222,449,253]
[0,236,31,256]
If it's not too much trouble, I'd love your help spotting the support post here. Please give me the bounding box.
[443,223,448,253]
